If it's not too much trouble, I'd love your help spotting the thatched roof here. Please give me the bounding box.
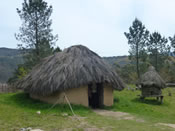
[140,66,166,89]
[17,45,125,96]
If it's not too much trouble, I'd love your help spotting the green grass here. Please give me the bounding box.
[109,86,175,124]
[0,87,175,131]
[0,93,90,115]
[0,93,91,130]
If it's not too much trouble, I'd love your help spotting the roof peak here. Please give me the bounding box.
[148,66,156,71]
[64,45,99,57]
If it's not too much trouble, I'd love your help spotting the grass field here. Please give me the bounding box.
[0,87,175,131]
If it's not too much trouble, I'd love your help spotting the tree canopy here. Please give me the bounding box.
[15,0,58,69]
[124,18,149,78]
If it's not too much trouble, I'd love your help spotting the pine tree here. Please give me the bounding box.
[15,0,58,69]
[124,18,149,78]
[147,32,169,71]
[169,35,175,53]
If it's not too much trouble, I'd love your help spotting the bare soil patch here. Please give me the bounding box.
[156,123,175,129]
[93,109,144,122]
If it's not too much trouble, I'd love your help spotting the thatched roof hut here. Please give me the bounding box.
[139,66,166,102]
[140,66,166,89]
[17,45,125,107]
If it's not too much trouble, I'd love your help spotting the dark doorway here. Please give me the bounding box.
[88,83,103,108]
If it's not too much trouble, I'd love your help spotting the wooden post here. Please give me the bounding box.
[160,96,164,104]
[63,92,76,116]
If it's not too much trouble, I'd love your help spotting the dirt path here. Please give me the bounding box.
[93,109,144,122]
[94,109,175,130]
[156,123,175,129]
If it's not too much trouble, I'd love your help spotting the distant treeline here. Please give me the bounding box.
[1,47,175,84]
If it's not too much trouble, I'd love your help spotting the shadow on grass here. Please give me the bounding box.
[132,97,162,105]
[114,97,119,103]
[5,92,91,115]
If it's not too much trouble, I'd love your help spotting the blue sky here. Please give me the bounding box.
[1,0,175,56]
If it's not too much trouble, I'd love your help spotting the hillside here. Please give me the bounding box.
[103,56,130,67]
[0,48,23,83]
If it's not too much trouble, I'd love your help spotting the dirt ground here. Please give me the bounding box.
[94,109,175,130]
[93,109,144,122]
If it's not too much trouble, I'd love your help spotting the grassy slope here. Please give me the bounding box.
[0,88,175,131]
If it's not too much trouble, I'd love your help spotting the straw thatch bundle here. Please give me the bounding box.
[140,66,166,89]
[17,45,125,96]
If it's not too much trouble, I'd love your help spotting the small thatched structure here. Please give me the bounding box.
[17,45,125,107]
[139,66,166,102]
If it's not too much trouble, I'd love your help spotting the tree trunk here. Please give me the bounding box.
[155,47,158,71]
[136,42,140,79]
[35,11,40,57]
